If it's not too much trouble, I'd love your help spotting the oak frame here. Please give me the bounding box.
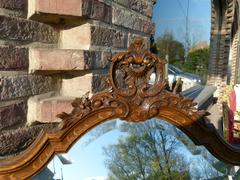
[0,38,240,179]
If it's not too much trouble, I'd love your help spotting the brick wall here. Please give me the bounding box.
[0,1,59,133]
[208,0,238,106]
[230,29,239,84]
[0,0,155,136]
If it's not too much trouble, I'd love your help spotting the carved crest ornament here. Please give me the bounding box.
[1,38,240,179]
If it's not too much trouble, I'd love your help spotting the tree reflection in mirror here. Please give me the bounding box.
[33,119,236,180]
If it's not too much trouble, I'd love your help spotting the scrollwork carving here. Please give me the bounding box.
[58,37,203,125]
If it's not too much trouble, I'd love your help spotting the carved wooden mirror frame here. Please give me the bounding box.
[1,38,240,179]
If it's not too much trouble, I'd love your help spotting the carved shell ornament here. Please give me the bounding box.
[3,37,240,180]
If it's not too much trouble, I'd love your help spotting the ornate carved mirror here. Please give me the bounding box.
[1,38,240,179]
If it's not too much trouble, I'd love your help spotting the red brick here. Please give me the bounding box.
[0,101,27,130]
[0,46,28,70]
[82,0,112,23]
[0,75,54,100]
[0,124,57,156]
[0,16,59,43]
[113,0,153,17]
[112,5,155,34]
[0,0,26,10]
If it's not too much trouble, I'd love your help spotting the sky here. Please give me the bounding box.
[153,0,211,43]
[47,121,122,180]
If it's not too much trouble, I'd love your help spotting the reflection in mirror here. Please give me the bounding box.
[33,119,238,180]
[152,0,240,147]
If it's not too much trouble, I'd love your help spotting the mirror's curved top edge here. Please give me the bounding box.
[0,105,239,179]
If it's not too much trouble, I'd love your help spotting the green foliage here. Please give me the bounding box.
[155,32,185,64]
[185,48,209,83]
[152,32,210,83]
[103,121,190,180]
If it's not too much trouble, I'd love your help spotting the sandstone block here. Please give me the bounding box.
[28,0,111,24]
[34,0,82,16]
[39,97,73,123]
[27,92,54,124]
[29,49,110,72]
[27,92,73,124]
[61,72,107,97]
[60,23,126,49]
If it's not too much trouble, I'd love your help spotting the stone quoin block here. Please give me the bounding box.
[0,16,59,43]
[30,0,83,16]
[27,93,74,124]
[0,101,27,130]
[37,97,73,123]
[60,23,127,49]
[0,46,28,70]
[28,0,111,24]
[61,72,107,97]
[0,75,54,100]
[29,49,110,72]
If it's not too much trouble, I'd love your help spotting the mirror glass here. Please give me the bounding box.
[152,0,240,146]
[33,119,238,180]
